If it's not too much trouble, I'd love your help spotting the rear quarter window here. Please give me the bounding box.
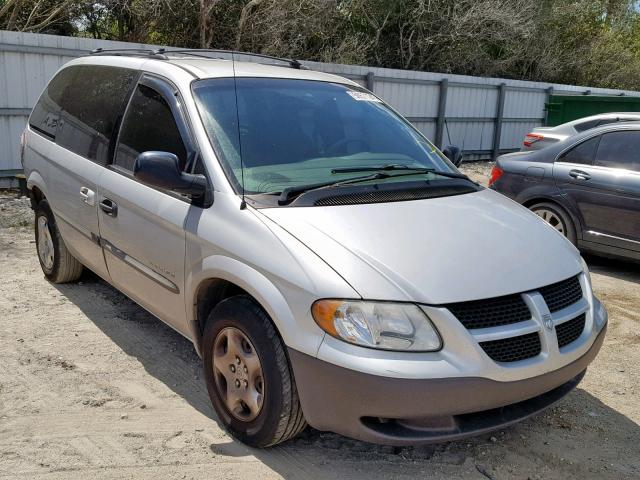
[48,65,138,164]
[558,135,600,165]
[29,68,75,139]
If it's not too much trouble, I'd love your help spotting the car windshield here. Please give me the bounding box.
[192,77,457,195]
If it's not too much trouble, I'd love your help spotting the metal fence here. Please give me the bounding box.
[2,29,640,180]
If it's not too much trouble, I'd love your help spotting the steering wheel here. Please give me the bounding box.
[324,138,369,156]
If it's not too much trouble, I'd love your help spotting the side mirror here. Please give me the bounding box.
[133,151,207,198]
[443,145,463,167]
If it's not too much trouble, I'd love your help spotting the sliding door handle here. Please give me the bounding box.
[79,186,95,206]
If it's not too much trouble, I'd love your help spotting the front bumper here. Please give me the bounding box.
[289,324,606,445]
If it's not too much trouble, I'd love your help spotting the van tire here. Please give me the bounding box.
[35,199,83,283]
[529,201,577,245]
[202,295,307,447]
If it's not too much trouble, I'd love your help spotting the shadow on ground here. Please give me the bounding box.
[52,266,640,480]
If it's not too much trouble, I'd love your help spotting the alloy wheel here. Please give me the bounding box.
[533,208,566,236]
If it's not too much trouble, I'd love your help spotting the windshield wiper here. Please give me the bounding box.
[276,167,474,205]
[277,172,391,205]
[331,164,470,180]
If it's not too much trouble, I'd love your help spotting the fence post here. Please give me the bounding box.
[435,78,449,149]
[492,83,507,161]
[545,86,554,125]
[365,71,375,92]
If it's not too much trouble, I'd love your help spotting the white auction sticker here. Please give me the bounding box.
[347,90,382,102]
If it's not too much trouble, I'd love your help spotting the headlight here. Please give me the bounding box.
[311,300,441,351]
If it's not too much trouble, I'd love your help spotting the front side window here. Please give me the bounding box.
[54,65,138,164]
[595,131,640,172]
[192,78,456,196]
[558,135,600,165]
[114,84,187,172]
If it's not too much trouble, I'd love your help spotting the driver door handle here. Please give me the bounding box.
[99,198,118,217]
[569,169,591,180]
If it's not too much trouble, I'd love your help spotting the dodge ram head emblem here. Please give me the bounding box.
[543,313,554,331]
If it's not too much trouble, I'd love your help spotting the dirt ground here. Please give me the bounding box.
[1,163,639,479]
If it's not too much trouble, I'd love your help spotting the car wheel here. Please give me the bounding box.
[35,199,83,283]
[530,202,577,245]
[202,295,307,447]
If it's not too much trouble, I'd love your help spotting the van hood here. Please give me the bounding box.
[258,189,582,304]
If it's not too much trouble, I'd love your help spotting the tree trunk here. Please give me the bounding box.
[235,0,265,50]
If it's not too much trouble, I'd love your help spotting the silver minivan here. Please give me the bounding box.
[22,50,607,447]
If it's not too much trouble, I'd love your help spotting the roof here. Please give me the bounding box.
[166,58,356,84]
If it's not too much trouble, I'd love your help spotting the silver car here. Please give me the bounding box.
[22,50,607,447]
[522,113,640,151]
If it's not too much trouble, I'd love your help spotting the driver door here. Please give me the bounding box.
[97,75,196,337]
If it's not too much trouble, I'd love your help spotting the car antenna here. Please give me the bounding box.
[231,51,247,210]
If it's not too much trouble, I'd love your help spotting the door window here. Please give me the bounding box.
[53,65,137,164]
[558,135,600,165]
[594,131,640,172]
[113,84,187,172]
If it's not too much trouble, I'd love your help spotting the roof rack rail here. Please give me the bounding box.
[89,47,305,69]
[157,49,305,69]
[90,47,168,59]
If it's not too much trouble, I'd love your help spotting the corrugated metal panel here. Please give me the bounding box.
[500,121,542,150]
[410,121,436,140]
[2,30,640,175]
[376,78,439,118]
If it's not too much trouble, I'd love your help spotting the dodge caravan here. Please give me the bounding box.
[22,50,607,447]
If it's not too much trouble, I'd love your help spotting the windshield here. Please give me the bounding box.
[192,78,457,195]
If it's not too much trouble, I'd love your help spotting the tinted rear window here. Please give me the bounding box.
[35,65,138,164]
[29,68,75,139]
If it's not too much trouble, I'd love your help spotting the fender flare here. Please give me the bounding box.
[26,170,48,199]
[186,255,323,358]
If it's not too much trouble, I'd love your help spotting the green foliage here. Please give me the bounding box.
[2,0,640,89]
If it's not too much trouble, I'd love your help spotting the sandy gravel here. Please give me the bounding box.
[0,165,639,479]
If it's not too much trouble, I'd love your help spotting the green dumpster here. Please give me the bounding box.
[545,94,640,126]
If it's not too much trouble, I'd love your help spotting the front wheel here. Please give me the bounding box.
[35,199,83,283]
[202,295,307,447]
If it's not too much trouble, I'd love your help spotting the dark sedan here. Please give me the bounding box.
[489,122,640,261]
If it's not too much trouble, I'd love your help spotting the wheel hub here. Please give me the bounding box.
[37,215,54,270]
[212,327,264,422]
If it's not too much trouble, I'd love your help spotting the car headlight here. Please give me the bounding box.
[311,300,442,351]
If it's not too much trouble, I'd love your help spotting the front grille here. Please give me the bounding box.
[479,332,542,363]
[447,294,530,330]
[556,313,586,348]
[539,275,582,313]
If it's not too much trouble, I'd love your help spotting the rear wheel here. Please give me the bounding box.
[529,202,577,245]
[35,199,83,283]
[202,295,307,447]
